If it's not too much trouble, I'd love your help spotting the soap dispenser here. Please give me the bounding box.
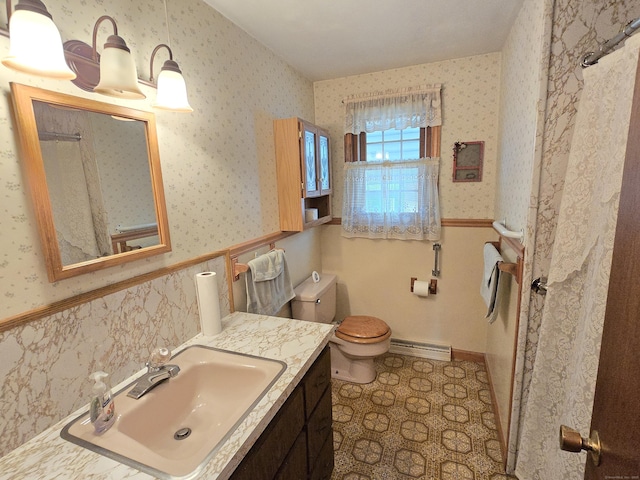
[89,371,116,434]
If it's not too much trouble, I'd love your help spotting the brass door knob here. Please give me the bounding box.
[559,425,601,466]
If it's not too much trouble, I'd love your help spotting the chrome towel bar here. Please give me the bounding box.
[432,243,441,277]
[492,220,524,243]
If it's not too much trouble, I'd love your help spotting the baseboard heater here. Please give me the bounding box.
[389,339,452,361]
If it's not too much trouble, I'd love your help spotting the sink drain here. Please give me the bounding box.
[174,427,192,440]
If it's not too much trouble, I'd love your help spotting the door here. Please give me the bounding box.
[318,129,331,195]
[561,59,640,479]
[300,121,320,198]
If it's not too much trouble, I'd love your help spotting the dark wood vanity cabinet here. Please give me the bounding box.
[230,346,333,480]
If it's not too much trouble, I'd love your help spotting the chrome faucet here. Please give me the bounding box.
[127,347,180,399]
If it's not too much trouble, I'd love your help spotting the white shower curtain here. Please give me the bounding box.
[515,34,640,479]
[41,140,101,263]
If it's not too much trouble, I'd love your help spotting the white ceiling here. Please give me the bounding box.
[203,0,525,81]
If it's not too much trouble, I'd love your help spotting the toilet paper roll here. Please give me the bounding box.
[412,280,431,297]
[195,272,222,336]
[312,271,321,283]
[305,208,319,222]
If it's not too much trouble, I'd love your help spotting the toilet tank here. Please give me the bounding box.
[292,274,336,324]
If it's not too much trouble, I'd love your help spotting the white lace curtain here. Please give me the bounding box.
[342,159,441,240]
[344,84,442,134]
[514,33,640,480]
[342,85,442,240]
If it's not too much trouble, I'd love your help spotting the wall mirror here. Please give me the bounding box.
[452,141,484,182]
[10,83,171,282]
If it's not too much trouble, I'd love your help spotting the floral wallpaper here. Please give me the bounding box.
[0,0,315,456]
[495,0,551,234]
[90,115,156,235]
[493,0,554,471]
[314,53,502,220]
[0,0,314,319]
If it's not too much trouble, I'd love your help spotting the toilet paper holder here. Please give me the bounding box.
[411,278,437,295]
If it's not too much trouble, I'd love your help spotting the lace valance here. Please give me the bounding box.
[343,84,442,134]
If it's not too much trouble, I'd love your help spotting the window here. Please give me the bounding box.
[344,125,440,163]
[358,127,419,214]
[366,127,420,161]
[341,85,442,240]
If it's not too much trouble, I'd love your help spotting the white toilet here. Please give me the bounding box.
[292,274,391,384]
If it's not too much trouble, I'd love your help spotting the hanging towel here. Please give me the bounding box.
[481,243,503,322]
[245,250,295,316]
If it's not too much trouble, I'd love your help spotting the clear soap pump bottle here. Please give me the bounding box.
[89,371,116,434]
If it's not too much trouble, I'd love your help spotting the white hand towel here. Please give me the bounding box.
[481,243,503,321]
[245,250,295,316]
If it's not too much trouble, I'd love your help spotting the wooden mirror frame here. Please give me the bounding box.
[10,83,171,282]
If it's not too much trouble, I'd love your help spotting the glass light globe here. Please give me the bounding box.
[1,2,76,79]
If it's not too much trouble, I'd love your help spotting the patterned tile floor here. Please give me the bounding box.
[330,353,516,480]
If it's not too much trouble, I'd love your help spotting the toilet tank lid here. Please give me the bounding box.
[293,273,336,302]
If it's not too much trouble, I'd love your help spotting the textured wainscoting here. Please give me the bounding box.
[330,353,516,480]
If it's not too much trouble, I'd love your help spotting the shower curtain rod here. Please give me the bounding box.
[37,131,82,142]
[582,16,640,68]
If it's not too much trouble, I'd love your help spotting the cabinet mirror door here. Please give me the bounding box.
[302,125,319,197]
[318,133,331,195]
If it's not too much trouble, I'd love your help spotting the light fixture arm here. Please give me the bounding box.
[91,15,123,62]
[149,43,184,90]
[148,38,192,112]
[5,0,11,29]
[149,43,174,83]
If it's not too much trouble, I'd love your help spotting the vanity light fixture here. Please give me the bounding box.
[1,0,76,79]
[149,44,193,113]
[147,0,192,113]
[62,15,145,99]
[91,15,145,99]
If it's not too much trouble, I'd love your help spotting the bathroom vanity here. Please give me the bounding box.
[230,346,333,480]
[0,313,334,480]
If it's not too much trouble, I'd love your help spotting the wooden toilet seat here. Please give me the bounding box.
[335,315,391,344]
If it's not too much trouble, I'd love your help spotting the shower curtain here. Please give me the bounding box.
[40,140,101,264]
[34,102,111,262]
[515,34,640,479]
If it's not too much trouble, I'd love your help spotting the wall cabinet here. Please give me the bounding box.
[274,118,332,231]
[230,346,334,480]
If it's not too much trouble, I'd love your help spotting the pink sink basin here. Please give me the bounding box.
[61,345,286,479]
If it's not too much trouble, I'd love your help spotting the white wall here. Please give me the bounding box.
[321,225,494,353]
[314,54,502,352]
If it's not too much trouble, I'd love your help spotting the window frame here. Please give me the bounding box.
[344,126,441,162]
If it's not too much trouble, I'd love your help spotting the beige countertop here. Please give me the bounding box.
[0,312,334,480]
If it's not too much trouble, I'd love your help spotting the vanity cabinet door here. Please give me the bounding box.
[307,387,333,473]
[304,346,331,415]
[229,387,305,480]
[305,347,334,480]
[230,346,334,480]
[274,431,308,480]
